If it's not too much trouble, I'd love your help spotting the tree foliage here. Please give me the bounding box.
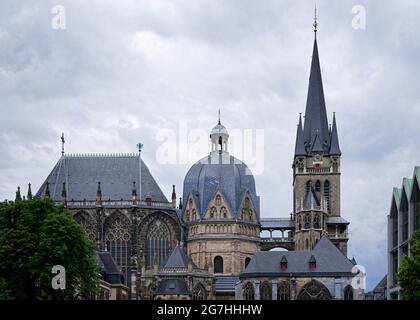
[397,229,420,300]
[0,198,99,299]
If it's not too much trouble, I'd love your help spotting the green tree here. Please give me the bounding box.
[0,198,99,299]
[397,229,420,300]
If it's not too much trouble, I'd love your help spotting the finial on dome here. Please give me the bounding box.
[313,4,318,37]
[218,109,221,125]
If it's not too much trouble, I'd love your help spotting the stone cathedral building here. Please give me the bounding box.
[29,26,362,300]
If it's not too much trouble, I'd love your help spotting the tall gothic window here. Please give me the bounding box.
[193,284,207,300]
[323,180,330,213]
[297,280,331,300]
[243,282,255,300]
[315,180,321,192]
[260,282,272,300]
[343,285,353,300]
[306,180,312,193]
[146,219,171,267]
[214,256,223,273]
[74,211,96,242]
[304,214,311,229]
[277,281,290,300]
[105,213,131,287]
[314,213,321,229]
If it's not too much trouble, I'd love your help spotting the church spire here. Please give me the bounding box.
[329,112,341,155]
[302,19,330,154]
[294,113,306,156]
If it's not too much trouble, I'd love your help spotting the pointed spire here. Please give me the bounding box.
[218,109,221,125]
[303,29,330,154]
[313,4,318,38]
[27,183,32,200]
[171,185,176,208]
[96,181,102,205]
[294,113,306,156]
[61,182,67,204]
[15,186,22,201]
[329,112,341,155]
[178,197,183,210]
[311,132,324,153]
[45,182,50,198]
[132,181,137,203]
[61,133,65,156]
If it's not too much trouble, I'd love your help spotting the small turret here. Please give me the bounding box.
[27,183,32,200]
[45,182,51,198]
[171,185,176,208]
[96,181,102,206]
[15,186,22,201]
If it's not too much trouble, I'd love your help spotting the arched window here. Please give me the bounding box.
[243,282,255,300]
[185,210,190,222]
[260,281,272,300]
[343,285,353,300]
[315,180,321,192]
[323,180,330,213]
[314,213,320,229]
[298,216,302,230]
[249,209,253,220]
[306,180,312,193]
[105,213,131,287]
[193,284,207,300]
[245,257,251,269]
[192,209,197,221]
[214,256,223,273]
[215,194,221,206]
[221,207,227,219]
[146,219,171,267]
[304,213,311,229]
[297,280,332,300]
[74,211,96,242]
[305,239,309,250]
[277,281,290,300]
[210,207,216,218]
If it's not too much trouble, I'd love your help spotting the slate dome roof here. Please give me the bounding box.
[182,154,260,220]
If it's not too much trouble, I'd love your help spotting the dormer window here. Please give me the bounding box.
[280,256,288,270]
[309,255,316,269]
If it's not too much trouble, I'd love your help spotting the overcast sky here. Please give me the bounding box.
[1,0,420,290]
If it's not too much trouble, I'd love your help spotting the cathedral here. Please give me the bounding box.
[29,26,362,300]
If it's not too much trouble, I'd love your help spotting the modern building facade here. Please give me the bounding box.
[387,166,420,299]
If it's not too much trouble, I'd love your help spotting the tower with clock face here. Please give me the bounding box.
[292,34,349,255]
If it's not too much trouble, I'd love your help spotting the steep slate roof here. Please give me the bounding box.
[183,155,260,219]
[156,279,190,295]
[294,114,306,156]
[326,216,349,225]
[294,37,340,157]
[162,244,197,269]
[35,154,168,202]
[329,113,341,155]
[260,218,293,229]
[215,276,240,292]
[95,251,123,284]
[240,235,354,278]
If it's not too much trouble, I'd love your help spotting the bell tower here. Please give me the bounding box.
[292,17,348,255]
